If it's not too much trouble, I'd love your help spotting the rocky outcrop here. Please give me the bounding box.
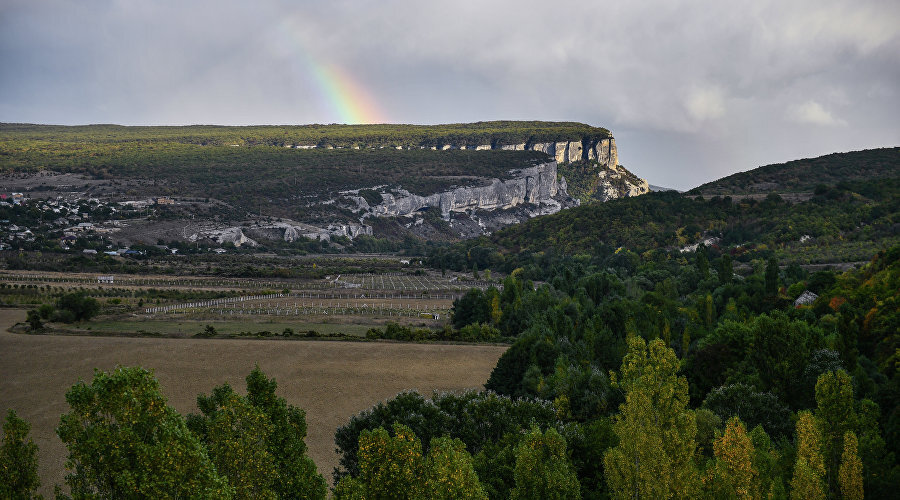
[593,164,650,201]
[288,135,620,169]
[201,220,372,246]
[367,162,567,219]
[206,227,258,247]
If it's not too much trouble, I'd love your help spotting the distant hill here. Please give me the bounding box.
[693,147,900,195]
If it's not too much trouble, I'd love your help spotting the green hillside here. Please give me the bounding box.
[430,168,899,273]
[694,147,899,195]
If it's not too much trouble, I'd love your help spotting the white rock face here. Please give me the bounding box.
[554,142,568,163]
[475,144,492,150]
[499,143,527,151]
[207,227,258,247]
[369,162,563,219]
[530,142,555,155]
[603,138,618,168]
[566,142,583,163]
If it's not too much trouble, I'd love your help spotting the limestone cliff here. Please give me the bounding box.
[365,161,565,219]
[287,135,621,169]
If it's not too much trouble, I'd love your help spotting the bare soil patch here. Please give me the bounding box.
[0,310,506,496]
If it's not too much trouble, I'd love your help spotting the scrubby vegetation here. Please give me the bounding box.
[1,121,606,220]
[430,176,899,270]
[0,121,609,149]
[694,147,899,194]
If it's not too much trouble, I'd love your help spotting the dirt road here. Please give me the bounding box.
[0,309,506,495]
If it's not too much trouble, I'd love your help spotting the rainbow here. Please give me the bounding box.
[272,17,387,125]
[307,63,385,125]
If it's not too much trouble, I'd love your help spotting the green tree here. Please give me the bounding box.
[814,370,857,497]
[765,257,779,296]
[352,424,425,500]
[55,292,99,322]
[696,249,710,280]
[423,436,488,500]
[335,423,488,500]
[604,336,698,499]
[748,425,786,500]
[0,410,41,499]
[202,390,277,499]
[25,310,42,331]
[790,411,825,500]
[839,431,863,500]
[719,254,733,285]
[188,367,326,500]
[56,366,230,499]
[511,427,580,500]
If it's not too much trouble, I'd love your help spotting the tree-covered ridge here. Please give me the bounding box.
[0,120,610,148]
[432,176,899,271]
[693,147,900,195]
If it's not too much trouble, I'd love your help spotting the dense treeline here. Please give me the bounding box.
[694,147,900,195]
[0,121,610,148]
[429,177,899,273]
[330,246,897,498]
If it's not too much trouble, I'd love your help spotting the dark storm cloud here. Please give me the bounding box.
[2,0,898,189]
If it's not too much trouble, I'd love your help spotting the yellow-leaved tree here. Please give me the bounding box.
[839,431,863,500]
[790,411,826,500]
[703,416,757,499]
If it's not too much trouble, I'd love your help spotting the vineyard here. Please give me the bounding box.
[0,268,502,335]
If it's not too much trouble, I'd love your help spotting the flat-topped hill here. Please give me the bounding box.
[0,121,609,149]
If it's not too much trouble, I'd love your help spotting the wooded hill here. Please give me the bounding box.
[694,147,900,195]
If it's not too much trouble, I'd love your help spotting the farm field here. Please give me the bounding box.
[0,267,501,335]
[0,309,507,497]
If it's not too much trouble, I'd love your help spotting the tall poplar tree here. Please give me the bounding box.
[839,431,863,500]
[790,411,825,500]
[814,370,857,497]
[604,336,698,499]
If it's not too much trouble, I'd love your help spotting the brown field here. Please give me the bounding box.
[0,309,507,496]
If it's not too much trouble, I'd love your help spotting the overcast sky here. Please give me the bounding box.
[1,0,898,189]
